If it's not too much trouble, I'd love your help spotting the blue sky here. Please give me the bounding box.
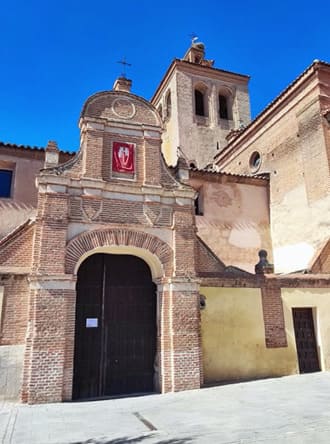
[1,0,329,152]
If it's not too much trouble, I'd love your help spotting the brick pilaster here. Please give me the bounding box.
[174,209,196,277]
[158,279,201,393]
[261,281,287,348]
[21,278,76,403]
[33,192,69,274]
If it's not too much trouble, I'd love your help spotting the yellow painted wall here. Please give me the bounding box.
[282,288,330,371]
[201,287,330,384]
[201,287,297,383]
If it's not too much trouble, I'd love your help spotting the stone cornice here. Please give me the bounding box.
[28,274,77,290]
[36,175,196,199]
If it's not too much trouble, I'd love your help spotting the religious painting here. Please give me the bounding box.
[112,142,135,174]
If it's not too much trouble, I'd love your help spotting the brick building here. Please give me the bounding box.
[0,42,330,403]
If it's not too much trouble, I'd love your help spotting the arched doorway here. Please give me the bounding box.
[72,254,157,400]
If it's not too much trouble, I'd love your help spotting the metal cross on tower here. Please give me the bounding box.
[117,57,132,78]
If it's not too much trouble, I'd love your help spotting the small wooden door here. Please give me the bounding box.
[73,254,156,400]
[292,308,320,373]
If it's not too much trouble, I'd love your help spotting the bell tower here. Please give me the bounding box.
[152,40,251,168]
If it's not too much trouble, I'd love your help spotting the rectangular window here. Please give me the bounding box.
[0,169,13,197]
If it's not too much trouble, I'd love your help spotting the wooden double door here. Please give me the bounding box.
[73,254,157,400]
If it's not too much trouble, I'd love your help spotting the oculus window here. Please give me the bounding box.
[249,152,261,172]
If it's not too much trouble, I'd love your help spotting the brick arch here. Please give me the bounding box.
[65,229,173,277]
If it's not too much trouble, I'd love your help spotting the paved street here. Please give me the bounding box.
[1,372,330,444]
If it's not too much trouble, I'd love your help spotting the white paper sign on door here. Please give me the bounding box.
[86,318,98,328]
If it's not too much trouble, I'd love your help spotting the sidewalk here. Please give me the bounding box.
[1,372,330,443]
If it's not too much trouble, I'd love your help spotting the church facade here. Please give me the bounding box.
[0,43,329,403]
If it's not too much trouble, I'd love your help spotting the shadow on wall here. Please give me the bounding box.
[70,436,194,444]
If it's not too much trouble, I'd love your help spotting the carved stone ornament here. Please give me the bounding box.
[112,98,136,119]
[143,203,173,227]
[81,198,103,221]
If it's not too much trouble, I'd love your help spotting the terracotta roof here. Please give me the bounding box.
[0,141,75,156]
[189,165,269,180]
[214,60,330,162]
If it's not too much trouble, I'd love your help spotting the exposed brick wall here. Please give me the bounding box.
[69,196,147,224]
[158,286,201,392]
[32,193,68,274]
[318,68,330,172]
[0,275,29,345]
[174,209,196,277]
[171,289,201,390]
[311,239,330,273]
[298,100,330,203]
[144,137,162,185]
[158,289,172,392]
[200,274,330,289]
[260,283,287,348]
[195,236,225,276]
[65,228,173,276]
[22,288,75,404]
[62,290,76,401]
[83,129,104,178]
[82,91,159,127]
[0,224,34,267]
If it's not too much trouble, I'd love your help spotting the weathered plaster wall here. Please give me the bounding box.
[190,177,271,273]
[176,70,250,168]
[159,73,179,167]
[216,69,330,273]
[282,287,330,371]
[272,185,330,273]
[0,153,43,206]
[0,345,25,400]
[201,287,297,383]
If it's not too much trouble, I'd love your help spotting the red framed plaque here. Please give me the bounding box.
[112,142,135,174]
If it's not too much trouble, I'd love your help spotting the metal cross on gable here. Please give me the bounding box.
[117,57,132,78]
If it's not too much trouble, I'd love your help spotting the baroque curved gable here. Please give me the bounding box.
[80,90,162,127]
